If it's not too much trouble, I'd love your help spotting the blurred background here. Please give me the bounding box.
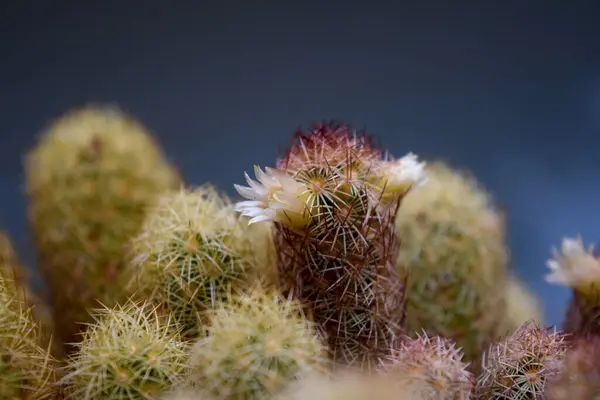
[1,1,599,326]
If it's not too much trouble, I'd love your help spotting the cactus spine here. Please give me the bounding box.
[62,300,188,399]
[394,161,509,362]
[185,287,328,399]
[126,185,265,338]
[234,122,426,369]
[25,105,181,356]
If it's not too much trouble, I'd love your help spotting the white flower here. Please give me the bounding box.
[234,165,308,226]
[545,236,600,291]
[374,152,428,194]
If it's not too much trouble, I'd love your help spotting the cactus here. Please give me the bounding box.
[476,321,568,399]
[0,275,60,399]
[61,300,188,400]
[379,332,474,399]
[276,371,420,400]
[546,336,600,400]
[234,122,426,369]
[394,161,509,362]
[545,236,600,336]
[498,274,545,338]
[185,286,329,399]
[159,389,211,400]
[126,185,267,338]
[25,104,182,356]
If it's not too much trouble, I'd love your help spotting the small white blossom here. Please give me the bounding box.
[545,236,600,290]
[234,165,308,226]
[375,152,428,193]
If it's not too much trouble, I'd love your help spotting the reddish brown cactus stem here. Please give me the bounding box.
[272,122,409,369]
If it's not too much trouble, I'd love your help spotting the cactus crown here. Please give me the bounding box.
[187,286,328,399]
[477,321,568,399]
[127,185,260,337]
[62,300,187,399]
[380,332,474,399]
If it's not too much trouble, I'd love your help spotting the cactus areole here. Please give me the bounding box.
[234,122,427,369]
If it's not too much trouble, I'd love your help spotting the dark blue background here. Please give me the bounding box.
[2,1,599,326]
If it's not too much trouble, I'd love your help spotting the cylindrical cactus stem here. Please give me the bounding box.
[234,122,427,370]
[25,105,182,357]
[476,321,568,399]
[545,236,600,337]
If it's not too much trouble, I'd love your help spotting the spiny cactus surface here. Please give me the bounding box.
[186,287,328,399]
[476,321,568,400]
[379,332,473,399]
[127,185,266,338]
[62,300,188,400]
[234,122,426,369]
[0,276,59,399]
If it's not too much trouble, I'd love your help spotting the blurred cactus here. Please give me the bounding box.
[498,274,545,338]
[395,161,509,362]
[0,275,60,399]
[476,321,568,399]
[25,104,182,356]
[234,122,426,369]
[277,371,420,400]
[185,287,328,399]
[545,236,600,336]
[546,336,600,400]
[126,185,268,338]
[0,230,31,301]
[62,300,187,400]
[379,333,474,399]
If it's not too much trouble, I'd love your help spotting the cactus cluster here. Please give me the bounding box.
[0,105,593,399]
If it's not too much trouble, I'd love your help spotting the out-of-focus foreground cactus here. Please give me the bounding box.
[25,105,182,357]
[394,161,509,363]
[184,287,328,399]
[234,122,427,369]
[61,300,188,400]
[276,370,421,400]
[546,336,600,400]
[125,185,270,338]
